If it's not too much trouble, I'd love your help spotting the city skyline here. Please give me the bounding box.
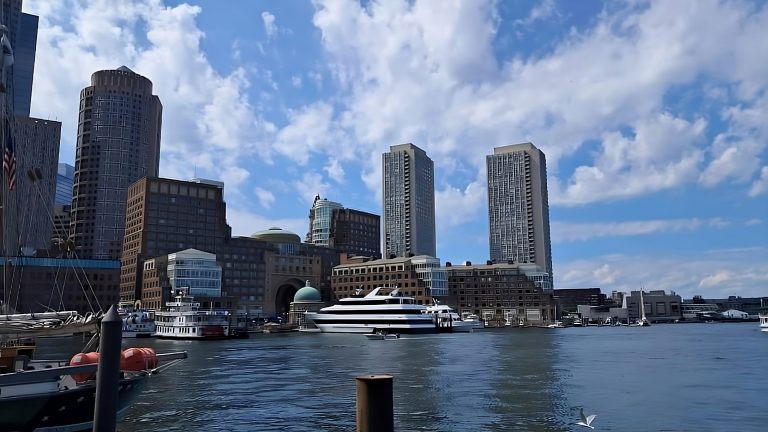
[22,0,768,298]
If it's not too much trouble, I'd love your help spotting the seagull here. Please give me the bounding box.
[576,408,597,429]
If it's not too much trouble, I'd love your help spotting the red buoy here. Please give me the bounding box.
[120,347,158,371]
[69,352,100,382]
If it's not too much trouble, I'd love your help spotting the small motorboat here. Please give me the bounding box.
[364,331,400,340]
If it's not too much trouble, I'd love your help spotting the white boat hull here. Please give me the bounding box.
[313,322,436,334]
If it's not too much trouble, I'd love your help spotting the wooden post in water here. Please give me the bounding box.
[93,305,122,432]
[356,374,394,432]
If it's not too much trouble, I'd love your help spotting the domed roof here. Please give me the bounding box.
[251,227,301,243]
[294,281,321,302]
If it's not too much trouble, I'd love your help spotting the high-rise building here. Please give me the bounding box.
[1,0,37,116]
[120,177,230,304]
[486,143,553,280]
[306,195,381,258]
[382,143,436,258]
[55,162,74,206]
[70,66,162,259]
[1,117,60,254]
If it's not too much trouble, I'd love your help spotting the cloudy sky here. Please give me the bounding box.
[25,0,768,298]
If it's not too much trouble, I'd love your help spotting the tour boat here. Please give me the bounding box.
[155,290,231,339]
[305,287,437,334]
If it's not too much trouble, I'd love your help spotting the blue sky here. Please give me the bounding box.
[25,0,768,298]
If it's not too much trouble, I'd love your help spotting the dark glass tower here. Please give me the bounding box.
[70,66,162,259]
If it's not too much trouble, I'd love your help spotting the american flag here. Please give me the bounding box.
[3,117,17,191]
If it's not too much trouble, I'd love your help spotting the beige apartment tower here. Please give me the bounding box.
[486,143,553,281]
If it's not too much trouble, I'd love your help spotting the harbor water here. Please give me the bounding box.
[37,322,768,431]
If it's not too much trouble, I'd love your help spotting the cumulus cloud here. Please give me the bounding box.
[749,166,768,196]
[226,207,306,238]
[254,187,276,209]
[557,249,768,298]
[292,171,331,205]
[261,11,277,38]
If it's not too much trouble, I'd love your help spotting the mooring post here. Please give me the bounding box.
[93,304,122,432]
[356,374,394,432]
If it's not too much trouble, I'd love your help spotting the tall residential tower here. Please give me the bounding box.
[486,143,553,280]
[70,66,162,259]
[382,143,436,258]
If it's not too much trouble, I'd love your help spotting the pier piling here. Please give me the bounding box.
[356,374,394,432]
[93,304,123,432]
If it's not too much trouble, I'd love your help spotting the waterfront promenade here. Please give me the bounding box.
[36,322,768,431]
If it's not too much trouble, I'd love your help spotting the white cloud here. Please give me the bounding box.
[261,11,277,38]
[226,207,306,239]
[323,158,345,183]
[220,166,250,190]
[254,187,276,209]
[551,218,729,243]
[513,0,560,30]
[557,249,768,298]
[748,166,768,196]
[310,0,768,209]
[291,75,303,88]
[274,102,343,164]
[435,181,486,229]
[292,171,331,205]
[745,218,763,226]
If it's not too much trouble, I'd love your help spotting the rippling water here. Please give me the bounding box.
[37,323,768,431]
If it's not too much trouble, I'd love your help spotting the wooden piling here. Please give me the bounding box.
[356,374,394,432]
[93,305,122,432]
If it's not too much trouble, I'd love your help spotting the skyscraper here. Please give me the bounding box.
[486,143,553,280]
[382,143,436,258]
[55,162,74,206]
[70,66,162,259]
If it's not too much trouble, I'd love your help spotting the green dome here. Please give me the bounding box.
[294,285,321,302]
[251,227,301,243]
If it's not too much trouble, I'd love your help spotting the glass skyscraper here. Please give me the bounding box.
[486,143,553,282]
[55,163,74,206]
[70,66,162,259]
[382,143,436,258]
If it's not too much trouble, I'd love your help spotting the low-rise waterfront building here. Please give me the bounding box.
[330,254,447,305]
[554,288,607,312]
[445,261,555,326]
[626,290,682,323]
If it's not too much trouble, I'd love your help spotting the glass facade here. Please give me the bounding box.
[307,197,343,246]
[382,144,436,258]
[167,250,222,298]
[56,163,75,206]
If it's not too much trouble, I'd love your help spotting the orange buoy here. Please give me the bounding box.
[69,352,100,382]
[120,347,158,371]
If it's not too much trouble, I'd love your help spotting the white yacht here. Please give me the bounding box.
[305,287,436,334]
[424,303,478,332]
[155,290,230,339]
[120,309,156,338]
[759,307,768,333]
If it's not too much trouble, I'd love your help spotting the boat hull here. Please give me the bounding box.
[0,374,147,432]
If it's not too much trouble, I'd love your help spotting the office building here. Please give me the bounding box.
[626,290,682,323]
[331,255,447,305]
[306,195,381,258]
[70,66,162,260]
[554,288,608,312]
[444,261,555,326]
[1,0,37,116]
[487,143,553,280]
[55,163,74,206]
[1,117,60,254]
[382,143,436,258]
[120,177,230,304]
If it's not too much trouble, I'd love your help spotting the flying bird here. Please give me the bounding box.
[576,408,597,429]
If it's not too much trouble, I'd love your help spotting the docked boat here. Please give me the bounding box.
[425,302,480,332]
[637,291,651,327]
[0,342,187,431]
[155,290,230,339]
[759,305,768,333]
[304,287,437,334]
[119,304,156,338]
